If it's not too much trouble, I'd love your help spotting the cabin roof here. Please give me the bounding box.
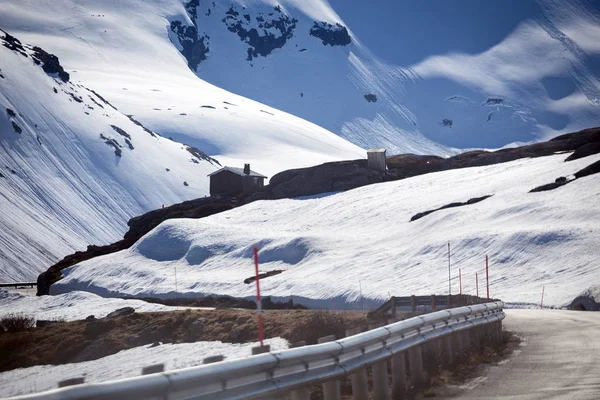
[207,166,267,179]
[367,148,386,153]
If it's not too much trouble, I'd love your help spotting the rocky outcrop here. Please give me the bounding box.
[529,159,600,193]
[364,94,377,103]
[310,22,351,46]
[222,5,298,61]
[410,195,493,222]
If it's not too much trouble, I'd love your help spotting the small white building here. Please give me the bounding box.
[367,149,386,172]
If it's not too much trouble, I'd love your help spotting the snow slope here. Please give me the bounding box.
[0,337,288,398]
[53,153,600,308]
[0,289,190,322]
[0,3,364,281]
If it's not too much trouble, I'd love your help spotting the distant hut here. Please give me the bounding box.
[208,164,267,197]
[367,149,387,172]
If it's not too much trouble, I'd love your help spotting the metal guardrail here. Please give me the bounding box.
[7,302,505,400]
[0,282,36,288]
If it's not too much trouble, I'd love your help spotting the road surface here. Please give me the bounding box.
[442,309,600,399]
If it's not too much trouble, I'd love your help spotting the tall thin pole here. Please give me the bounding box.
[459,268,462,295]
[448,243,451,296]
[540,286,545,309]
[359,280,363,311]
[253,245,264,346]
[486,255,490,300]
[476,272,479,297]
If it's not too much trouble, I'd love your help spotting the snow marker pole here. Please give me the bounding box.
[486,255,490,300]
[540,286,545,309]
[448,243,451,297]
[459,268,462,295]
[476,272,479,297]
[253,245,264,346]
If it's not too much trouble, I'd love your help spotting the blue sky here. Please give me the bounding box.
[329,0,542,66]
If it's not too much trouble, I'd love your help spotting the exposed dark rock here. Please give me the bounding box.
[124,138,134,150]
[309,22,351,46]
[165,168,170,172]
[185,145,220,166]
[170,20,210,71]
[1,29,27,56]
[110,125,131,139]
[300,92,303,97]
[183,181,189,186]
[0,68,4,78]
[484,98,503,105]
[299,48,307,52]
[86,88,118,110]
[6,108,15,118]
[565,142,600,161]
[0,172,4,178]
[260,109,274,115]
[410,195,493,222]
[222,5,297,61]
[88,95,104,109]
[486,112,493,122]
[37,136,42,145]
[99,134,122,157]
[201,105,215,109]
[364,93,377,103]
[574,159,600,179]
[67,92,83,103]
[31,46,70,82]
[442,118,453,127]
[568,286,600,311]
[126,115,156,137]
[11,121,22,134]
[85,315,96,321]
[223,101,237,106]
[106,307,135,318]
[53,87,57,94]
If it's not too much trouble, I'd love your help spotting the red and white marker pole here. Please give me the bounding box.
[486,255,490,300]
[253,245,264,346]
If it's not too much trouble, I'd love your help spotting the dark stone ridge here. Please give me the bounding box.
[124,138,134,150]
[484,98,503,105]
[222,5,297,61]
[201,105,215,109]
[170,20,210,71]
[1,29,69,81]
[486,112,493,122]
[185,145,221,166]
[110,125,131,139]
[309,22,351,46]
[11,121,22,134]
[86,88,117,110]
[410,195,493,222]
[442,118,453,127]
[6,108,16,118]
[529,159,600,192]
[364,93,377,103]
[106,307,135,318]
[99,134,122,157]
[260,109,274,115]
[565,142,600,161]
[88,95,104,109]
[37,196,237,295]
[126,115,157,138]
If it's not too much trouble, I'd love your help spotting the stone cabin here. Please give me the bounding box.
[208,164,267,197]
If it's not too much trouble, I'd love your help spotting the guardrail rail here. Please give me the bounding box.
[8,301,505,400]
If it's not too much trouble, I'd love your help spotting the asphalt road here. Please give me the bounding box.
[442,309,600,400]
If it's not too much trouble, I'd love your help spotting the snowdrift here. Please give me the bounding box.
[53,152,600,308]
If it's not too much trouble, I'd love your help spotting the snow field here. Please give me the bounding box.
[53,153,600,308]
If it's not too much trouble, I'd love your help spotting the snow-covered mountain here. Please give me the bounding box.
[1,0,599,282]
[0,1,364,281]
[169,0,600,151]
[52,152,600,308]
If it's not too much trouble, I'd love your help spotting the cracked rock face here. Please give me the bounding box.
[309,22,351,46]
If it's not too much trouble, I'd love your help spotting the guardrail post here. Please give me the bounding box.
[408,345,425,388]
[391,352,407,399]
[444,335,454,365]
[252,345,271,355]
[318,335,341,400]
[391,296,397,318]
[410,295,416,313]
[373,360,390,400]
[141,364,165,375]
[346,329,369,400]
[431,294,437,311]
[291,387,310,400]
